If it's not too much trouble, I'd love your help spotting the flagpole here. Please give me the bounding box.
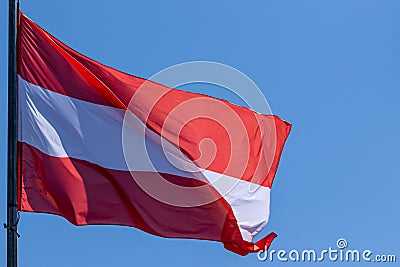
[6,0,19,266]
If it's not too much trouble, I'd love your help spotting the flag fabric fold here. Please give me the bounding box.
[17,11,291,255]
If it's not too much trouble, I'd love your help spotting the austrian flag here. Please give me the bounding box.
[17,11,291,255]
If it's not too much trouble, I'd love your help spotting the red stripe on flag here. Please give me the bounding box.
[20,142,275,254]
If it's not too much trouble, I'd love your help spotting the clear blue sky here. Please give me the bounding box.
[1,1,399,266]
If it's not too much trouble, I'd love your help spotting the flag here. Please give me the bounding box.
[17,11,291,255]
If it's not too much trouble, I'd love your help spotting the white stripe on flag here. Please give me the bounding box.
[18,76,271,241]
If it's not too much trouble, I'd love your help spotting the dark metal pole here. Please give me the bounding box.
[6,0,19,266]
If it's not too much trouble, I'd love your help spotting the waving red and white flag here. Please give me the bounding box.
[17,11,291,255]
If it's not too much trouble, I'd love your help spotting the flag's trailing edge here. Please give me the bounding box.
[17,11,292,256]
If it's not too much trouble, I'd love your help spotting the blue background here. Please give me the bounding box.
[1,0,399,266]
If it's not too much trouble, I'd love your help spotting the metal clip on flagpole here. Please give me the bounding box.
[4,211,20,238]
